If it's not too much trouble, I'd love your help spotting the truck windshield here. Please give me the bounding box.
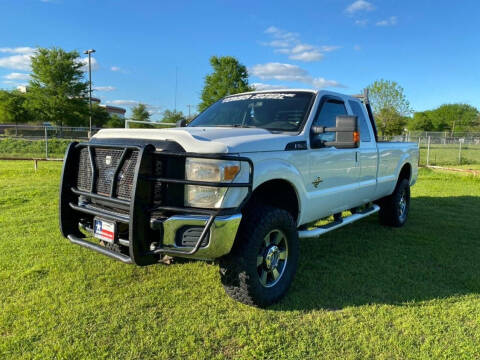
[189,92,314,132]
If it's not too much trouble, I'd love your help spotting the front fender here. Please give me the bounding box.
[251,158,308,225]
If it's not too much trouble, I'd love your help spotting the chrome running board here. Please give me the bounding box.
[298,204,380,239]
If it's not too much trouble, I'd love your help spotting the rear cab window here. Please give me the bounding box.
[348,100,371,142]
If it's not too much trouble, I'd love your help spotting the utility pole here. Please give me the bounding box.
[84,49,96,138]
[174,66,178,113]
[186,104,193,119]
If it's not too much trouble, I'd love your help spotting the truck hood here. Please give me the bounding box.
[93,127,299,153]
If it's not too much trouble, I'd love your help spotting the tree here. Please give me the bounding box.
[0,90,31,125]
[0,90,32,135]
[367,79,412,136]
[408,111,434,131]
[161,109,184,124]
[131,103,150,122]
[408,104,479,132]
[430,103,478,133]
[198,56,253,112]
[24,47,88,127]
[376,107,408,136]
[91,105,110,128]
[105,114,125,128]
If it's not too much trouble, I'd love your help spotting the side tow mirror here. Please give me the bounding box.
[176,118,187,127]
[312,115,360,149]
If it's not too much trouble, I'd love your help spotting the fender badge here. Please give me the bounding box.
[312,177,323,188]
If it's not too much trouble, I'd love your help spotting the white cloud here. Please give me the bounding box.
[262,40,291,48]
[110,66,122,72]
[94,86,116,92]
[0,47,36,54]
[264,26,298,42]
[312,78,344,88]
[79,56,99,71]
[107,100,139,107]
[250,63,309,82]
[291,44,314,53]
[345,0,375,14]
[4,72,30,80]
[265,26,279,34]
[354,44,362,51]
[320,45,341,52]
[262,26,339,62]
[0,47,101,73]
[250,62,344,89]
[252,83,287,91]
[289,50,324,62]
[0,54,32,70]
[145,105,163,115]
[376,16,398,26]
[354,19,369,26]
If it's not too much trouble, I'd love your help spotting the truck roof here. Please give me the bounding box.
[225,88,360,102]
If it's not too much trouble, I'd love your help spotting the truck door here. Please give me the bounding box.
[347,100,378,203]
[305,96,360,222]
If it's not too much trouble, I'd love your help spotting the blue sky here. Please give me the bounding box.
[0,0,479,119]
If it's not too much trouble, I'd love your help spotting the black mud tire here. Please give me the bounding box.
[219,204,299,307]
[378,178,410,227]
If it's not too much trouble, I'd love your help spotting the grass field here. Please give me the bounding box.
[1,161,480,359]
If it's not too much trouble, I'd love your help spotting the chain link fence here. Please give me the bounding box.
[380,131,480,166]
[0,124,102,159]
[0,124,100,140]
[1,125,479,166]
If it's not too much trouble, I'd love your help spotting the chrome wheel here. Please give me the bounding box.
[256,229,288,288]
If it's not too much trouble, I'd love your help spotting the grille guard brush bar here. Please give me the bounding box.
[59,141,254,265]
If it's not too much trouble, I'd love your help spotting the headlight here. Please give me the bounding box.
[184,159,246,208]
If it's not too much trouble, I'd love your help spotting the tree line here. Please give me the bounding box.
[367,79,479,136]
[0,47,196,129]
[1,47,479,135]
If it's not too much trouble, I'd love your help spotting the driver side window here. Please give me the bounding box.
[311,99,347,147]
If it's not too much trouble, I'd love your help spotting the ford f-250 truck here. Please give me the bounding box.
[59,89,418,307]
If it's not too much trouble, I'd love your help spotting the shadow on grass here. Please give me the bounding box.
[274,196,480,311]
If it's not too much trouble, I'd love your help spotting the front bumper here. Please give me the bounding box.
[160,214,242,259]
[59,141,252,265]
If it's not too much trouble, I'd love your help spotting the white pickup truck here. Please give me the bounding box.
[59,89,418,306]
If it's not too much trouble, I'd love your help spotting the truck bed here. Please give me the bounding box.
[375,142,419,199]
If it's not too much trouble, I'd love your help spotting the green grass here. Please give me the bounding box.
[1,161,480,359]
[419,143,480,166]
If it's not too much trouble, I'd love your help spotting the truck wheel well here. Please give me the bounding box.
[245,180,299,222]
[398,163,411,183]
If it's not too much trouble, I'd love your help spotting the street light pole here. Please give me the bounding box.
[84,49,96,137]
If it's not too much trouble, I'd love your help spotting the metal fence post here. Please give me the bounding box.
[458,141,462,165]
[426,136,431,167]
[44,126,48,159]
